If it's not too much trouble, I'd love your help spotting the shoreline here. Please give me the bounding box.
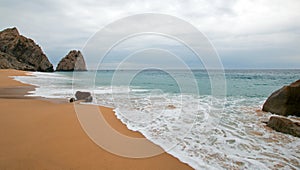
[0,69,192,169]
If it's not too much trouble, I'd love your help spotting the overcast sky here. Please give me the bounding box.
[1,0,299,69]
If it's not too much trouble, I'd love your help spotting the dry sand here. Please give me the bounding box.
[0,69,192,169]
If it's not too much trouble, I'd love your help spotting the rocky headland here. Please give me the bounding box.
[0,27,54,72]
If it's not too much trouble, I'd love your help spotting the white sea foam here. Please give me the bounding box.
[96,91,300,169]
[12,72,300,169]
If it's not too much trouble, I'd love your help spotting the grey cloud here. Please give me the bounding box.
[0,0,299,68]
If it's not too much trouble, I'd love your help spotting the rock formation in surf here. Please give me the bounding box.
[263,80,300,117]
[0,27,54,72]
[267,116,300,137]
[56,50,87,71]
[75,91,92,102]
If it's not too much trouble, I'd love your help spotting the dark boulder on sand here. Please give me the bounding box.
[56,50,87,71]
[267,116,300,137]
[75,91,92,102]
[0,27,54,72]
[69,97,76,103]
[262,80,300,117]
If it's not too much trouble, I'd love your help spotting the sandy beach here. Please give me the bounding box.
[0,69,191,169]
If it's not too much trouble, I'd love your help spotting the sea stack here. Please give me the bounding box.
[263,79,300,117]
[0,27,54,72]
[56,50,87,71]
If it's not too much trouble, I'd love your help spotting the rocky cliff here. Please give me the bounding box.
[56,50,87,71]
[0,27,54,72]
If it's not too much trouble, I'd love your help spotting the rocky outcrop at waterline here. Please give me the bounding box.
[263,79,300,137]
[75,91,92,102]
[56,50,87,71]
[267,116,300,138]
[0,27,54,72]
[263,80,300,117]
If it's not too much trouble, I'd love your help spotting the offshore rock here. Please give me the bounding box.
[56,50,87,71]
